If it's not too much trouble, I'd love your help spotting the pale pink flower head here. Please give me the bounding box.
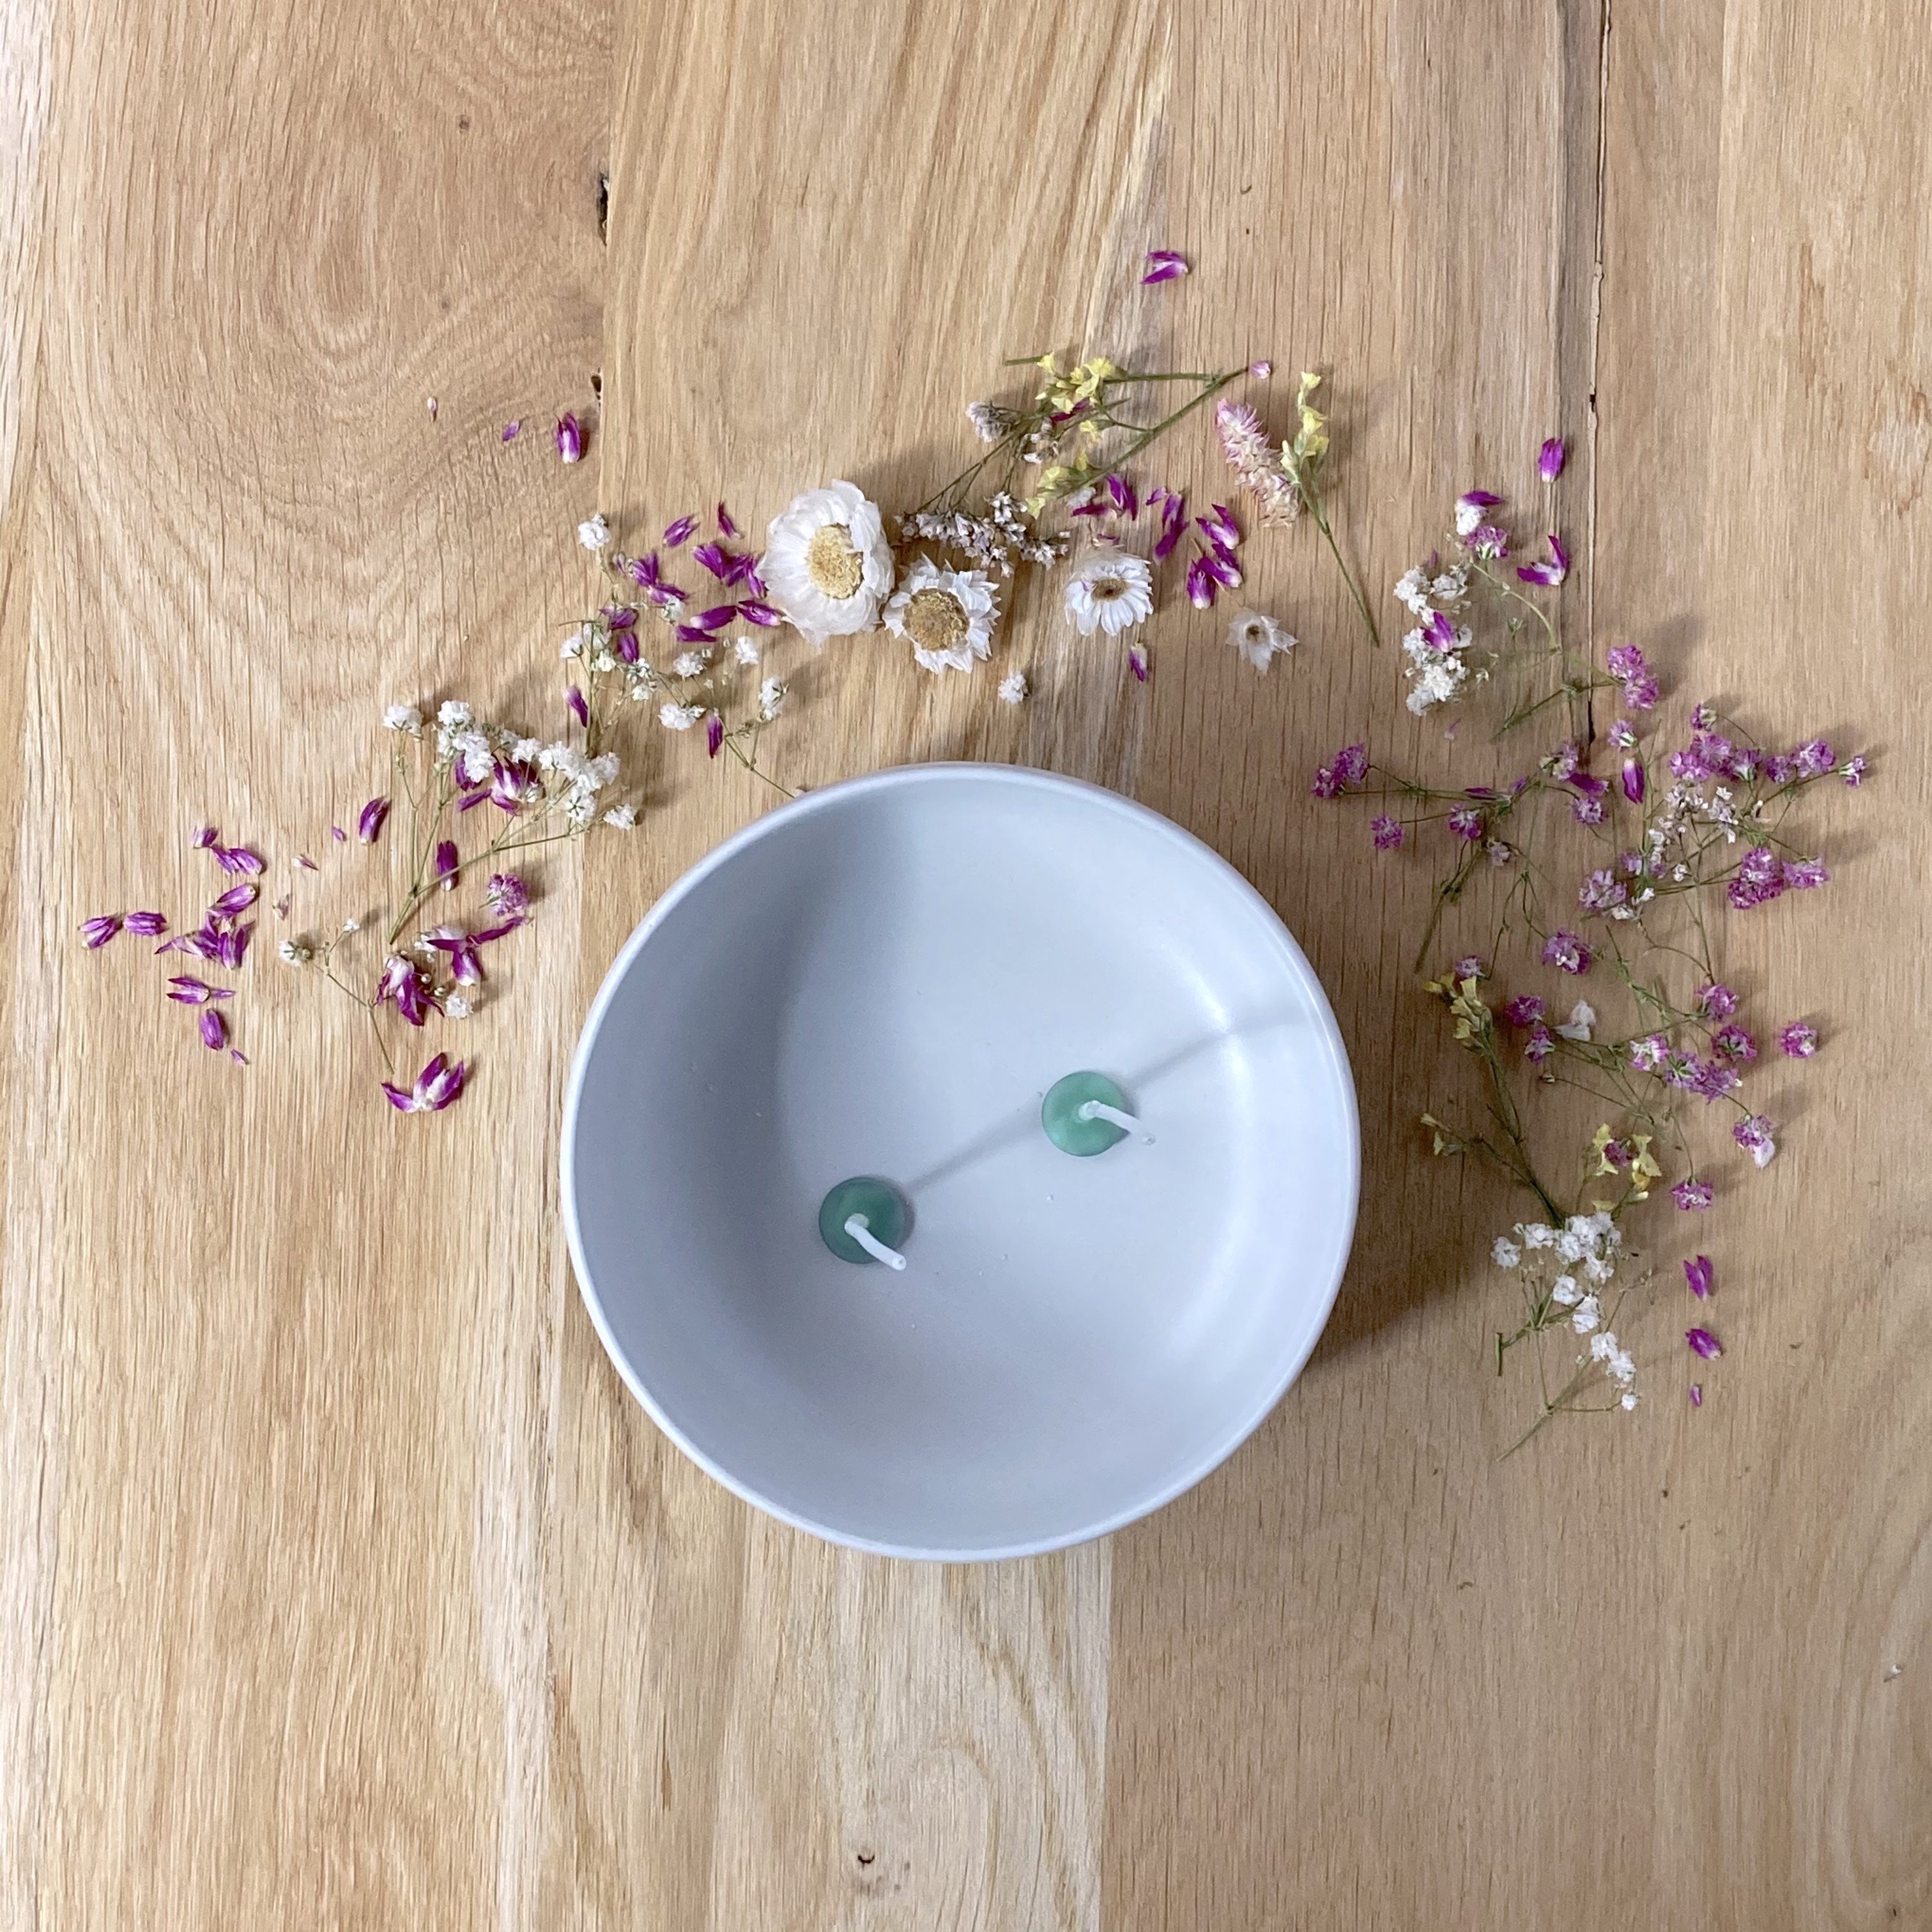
[1502,995,1545,1028]
[1672,1177,1714,1211]
[1733,1113,1777,1167]
[1370,814,1404,851]
[1696,982,1738,1020]
[1779,1021,1818,1058]
[1542,930,1590,975]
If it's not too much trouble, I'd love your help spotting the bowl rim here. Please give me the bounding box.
[561,760,1360,1561]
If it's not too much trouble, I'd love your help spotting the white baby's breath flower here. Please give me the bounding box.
[761,481,895,646]
[561,624,593,660]
[1555,1000,1596,1042]
[997,670,1027,705]
[757,677,787,721]
[1570,1294,1601,1335]
[1520,1222,1556,1250]
[1619,1390,1639,1411]
[733,636,761,665]
[438,700,472,729]
[1492,1236,1521,1269]
[340,917,360,934]
[1454,498,1485,538]
[672,650,710,679]
[1227,609,1296,671]
[383,703,423,735]
[578,514,611,551]
[1394,567,1433,615]
[443,991,473,1018]
[660,701,704,731]
[1550,1275,1582,1307]
[1063,546,1154,637]
[603,803,638,829]
[277,938,312,965]
[884,555,1000,673]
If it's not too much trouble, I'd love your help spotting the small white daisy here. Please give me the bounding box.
[1227,609,1296,671]
[883,555,999,673]
[997,670,1027,705]
[1063,546,1154,637]
[761,480,895,646]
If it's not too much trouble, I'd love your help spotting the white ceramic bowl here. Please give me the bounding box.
[563,764,1358,1559]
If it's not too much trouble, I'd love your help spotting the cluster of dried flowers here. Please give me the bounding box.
[1318,442,1867,1439]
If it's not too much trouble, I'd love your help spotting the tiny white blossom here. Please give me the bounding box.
[561,625,588,660]
[1570,1294,1601,1335]
[603,803,638,829]
[578,513,611,551]
[340,917,360,934]
[757,677,787,721]
[671,650,709,678]
[997,670,1027,705]
[277,938,312,965]
[1619,1390,1639,1411]
[660,701,704,731]
[1520,1222,1556,1250]
[590,648,617,674]
[1393,567,1432,614]
[733,636,761,665]
[383,703,423,735]
[1491,1236,1521,1269]
[1555,1000,1596,1042]
[443,992,473,1018]
[1551,1275,1582,1307]
[1453,499,1484,538]
[1583,1255,1614,1284]
[437,700,471,729]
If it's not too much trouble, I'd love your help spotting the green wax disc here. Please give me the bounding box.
[1041,1071,1133,1156]
[818,1176,912,1264]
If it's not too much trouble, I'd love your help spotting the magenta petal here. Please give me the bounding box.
[737,599,781,628]
[434,840,459,891]
[1684,1255,1713,1299]
[229,1046,248,1066]
[694,603,737,632]
[565,684,588,726]
[663,513,698,548]
[1197,502,1241,550]
[380,1079,416,1112]
[1140,250,1189,284]
[1184,555,1216,610]
[555,412,583,463]
[191,824,218,848]
[706,712,724,758]
[717,502,737,538]
[502,420,521,442]
[1690,1384,1703,1407]
[166,975,210,1004]
[1685,1326,1722,1360]
[1538,437,1566,482]
[692,540,728,579]
[80,914,123,947]
[357,797,391,844]
[208,884,258,918]
[1128,646,1149,682]
[1621,757,1646,805]
[295,854,318,871]
[199,1009,227,1051]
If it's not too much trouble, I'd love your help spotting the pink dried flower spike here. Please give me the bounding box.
[80,914,123,947]
[555,413,583,463]
[357,797,390,844]
[380,1052,467,1115]
[1538,438,1566,482]
[1141,249,1189,284]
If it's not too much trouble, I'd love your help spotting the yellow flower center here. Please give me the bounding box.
[903,588,968,653]
[806,523,865,599]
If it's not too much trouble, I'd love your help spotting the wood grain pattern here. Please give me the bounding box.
[1,0,1927,1926]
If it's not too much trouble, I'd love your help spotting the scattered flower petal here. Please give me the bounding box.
[357,797,390,844]
[80,914,122,947]
[1685,1255,1713,1299]
[199,1009,227,1051]
[1538,438,1565,482]
[555,413,583,463]
[1141,249,1189,284]
[1686,1326,1723,1360]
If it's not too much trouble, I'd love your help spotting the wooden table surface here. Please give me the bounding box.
[4,0,1928,1925]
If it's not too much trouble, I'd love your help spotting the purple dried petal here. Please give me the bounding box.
[1128,645,1149,682]
[566,684,588,727]
[1621,757,1646,805]
[502,420,521,442]
[1198,542,1242,589]
[214,844,264,875]
[123,910,168,936]
[555,412,583,463]
[380,1078,416,1111]
[229,1046,248,1066]
[692,603,737,633]
[1689,1383,1703,1407]
[737,598,782,628]
[1684,1255,1713,1299]
[357,797,390,844]
[80,914,123,947]
[1140,249,1189,284]
[663,513,698,548]
[1538,437,1566,482]
[191,823,218,848]
[295,854,319,871]
[416,1052,466,1112]
[717,502,738,537]
[1197,502,1241,550]
[434,840,459,891]
[1457,489,1504,511]
[707,712,724,758]
[208,883,258,918]
[166,975,214,1004]
[1685,1326,1723,1361]
[199,1009,227,1051]
[1152,491,1188,562]
[1184,555,1216,610]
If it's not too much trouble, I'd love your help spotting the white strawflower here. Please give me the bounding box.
[1227,609,1296,671]
[578,514,612,551]
[997,670,1027,705]
[757,677,787,721]
[882,555,999,673]
[733,636,760,665]
[1062,546,1154,637]
[383,703,423,735]
[660,702,703,731]
[761,480,895,646]
[603,803,638,828]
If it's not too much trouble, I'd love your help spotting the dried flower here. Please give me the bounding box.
[1779,1021,1818,1058]
[1554,1000,1595,1042]
[578,514,612,551]
[1370,814,1404,852]
[1311,743,1368,798]
[1453,489,1503,537]
[1733,1113,1777,1167]
[1063,547,1154,637]
[1227,610,1295,671]
[1215,398,1301,525]
[1542,930,1591,975]
[1685,1255,1713,1298]
[762,482,895,646]
[884,556,1000,673]
[385,703,424,735]
[997,670,1027,705]
[604,803,638,828]
[486,873,530,918]
[381,1052,466,1114]
[1141,249,1189,284]
[756,678,788,721]
[1673,1179,1714,1211]
[1515,535,1570,588]
[965,401,1022,443]
[660,702,703,731]
[277,938,312,965]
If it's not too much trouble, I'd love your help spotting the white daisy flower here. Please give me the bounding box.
[882,555,999,673]
[578,514,611,551]
[761,480,895,646]
[1227,609,1297,671]
[1063,546,1154,637]
[997,670,1027,705]
[659,702,704,731]
[383,703,423,735]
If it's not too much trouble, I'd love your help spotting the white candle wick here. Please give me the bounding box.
[844,1214,908,1271]
[1077,1099,1151,1142]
